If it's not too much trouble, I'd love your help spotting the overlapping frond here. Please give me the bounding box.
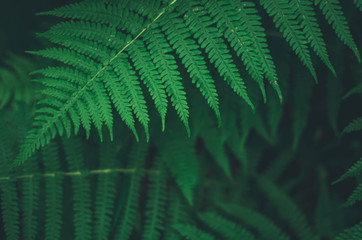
[173,224,216,240]
[291,0,335,76]
[93,140,118,240]
[257,177,319,240]
[218,203,290,240]
[260,0,317,81]
[14,0,360,167]
[199,212,255,240]
[315,0,361,62]
[343,117,362,134]
[41,142,63,240]
[142,159,167,240]
[63,137,93,240]
[354,0,362,11]
[115,141,148,240]
[0,118,20,240]
[335,221,362,240]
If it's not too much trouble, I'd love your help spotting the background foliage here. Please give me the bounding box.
[0,0,361,239]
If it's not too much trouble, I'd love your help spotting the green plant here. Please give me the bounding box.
[0,0,361,239]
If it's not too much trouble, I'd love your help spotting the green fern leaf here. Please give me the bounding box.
[335,221,362,240]
[231,0,283,101]
[115,141,147,240]
[203,0,266,101]
[63,137,92,240]
[161,11,221,123]
[343,83,362,99]
[158,133,199,205]
[354,0,362,11]
[199,212,255,240]
[260,0,317,81]
[163,186,189,240]
[218,203,290,240]
[173,224,216,240]
[0,54,37,109]
[142,159,167,240]
[0,182,20,240]
[128,40,168,131]
[343,117,362,134]
[333,158,362,184]
[201,128,231,178]
[143,26,191,135]
[93,140,118,240]
[0,118,20,240]
[41,142,63,240]
[291,0,336,76]
[111,55,150,140]
[179,0,254,110]
[315,0,361,62]
[343,183,362,207]
[21,155,40,240]
[257,176,319,240]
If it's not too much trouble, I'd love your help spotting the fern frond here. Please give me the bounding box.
[161,10,221,123]
[343,83,362,99]
[201,128,231,178]
[111,55,150,140]
[143,25,190,135]
[21,155,40,240]
[0,53,37,109]
[93,140,118,240]
[115,141,148,240]
[38,0,130,25]
[260,0,317,81]
[41,142,63,240]
[291,0,336,76]
[0,118,20,240]
[343,117,362,134]
[142,159,167,240]
[63,137,92,240]
[203,0,266,101]
[218,203,290,240]
[158,134,199,205]
[179,0,254,110]
[198,212,255,240]
[315,0,361,62]
[343,183,362,207]
[354,0,362,11]
[257,176,319,240]
[173,224,216,240]
[335,221,362,240]
[0,181,20,240]
[333,158,362,184]
[15,0,178,165]
[231,0,282,101]
[163,186,189,240]
[128,40,168,131]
